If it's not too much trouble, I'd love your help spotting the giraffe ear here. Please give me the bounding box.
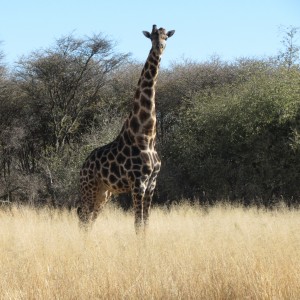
[167,30,175,38]
[143,31,151,39]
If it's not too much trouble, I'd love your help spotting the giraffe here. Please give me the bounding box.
[77,25,175,232]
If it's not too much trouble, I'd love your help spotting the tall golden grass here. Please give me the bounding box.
[0,203,299,299]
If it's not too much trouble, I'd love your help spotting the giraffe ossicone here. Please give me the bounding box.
[77,25,175,232]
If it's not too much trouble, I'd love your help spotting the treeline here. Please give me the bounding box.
[0,28,299,208]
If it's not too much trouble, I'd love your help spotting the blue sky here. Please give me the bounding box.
[1,0,299,68]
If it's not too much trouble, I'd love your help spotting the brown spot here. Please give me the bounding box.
[110,162,120,177]
[96,150,102,159]
[141,80,153,88]
[116,153,126,164]
[149,54,158,65]
[140,152,150,163]
[117,181,124,189]
[130,116,140,133]
[136,136,148,150]
[139,109,151,123]
[132,157,142,165]
[108,153,114,161]
[133,170,142,178]
[101,168,109,178]
[128,130,135,141]
[123,146,130,157]
[131,146,140,156]
[150,65,157,77]
[143,88,153,98]
[132,164,142,170]
[144,119,154,133]
[133,102,140,114]
[135,89,141,99]
[142,165,151,175]
[124,159,132,169]
[140,95,152,109]
[117,136,125,151]
[112,147,118,156]
[109,174,118,184]
[123,131,132,145]
[144,71,152,80]
[128,171,135,180]
[121,178,129,187]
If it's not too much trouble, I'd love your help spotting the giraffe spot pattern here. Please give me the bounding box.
[116,153,126,164]
[135,89,141,99]
[144,70,152,80]
[143,88,153,99]
[140,95,152,110]
[141,79,153,88]
[123,145,130,157]
[140,109,151,123]
[131,146,140,156]
[109,174,117,184]
[117,137,125,151]
[78,34,172,227]
[150,65,157,77]
[130,116,140,133]
[133,102,140,114]
[123,131,132,145]
[101,168,109,178]
[124,158,132,169]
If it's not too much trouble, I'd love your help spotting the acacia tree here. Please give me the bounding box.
[1,33,129,206]
[16,33,129,153]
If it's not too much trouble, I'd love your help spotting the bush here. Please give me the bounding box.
[163,63,300,204]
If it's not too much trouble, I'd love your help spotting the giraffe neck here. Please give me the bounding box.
[120,49,161,148]
[134,49,161,131]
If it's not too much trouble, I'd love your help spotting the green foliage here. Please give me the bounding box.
[1,30,300,207]
[164,64,300,203]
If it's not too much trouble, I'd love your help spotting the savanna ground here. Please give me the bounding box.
[0,202,299,300]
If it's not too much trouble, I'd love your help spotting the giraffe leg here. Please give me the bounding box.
[77,193,95,230]
[77,182,109,229]
[91,189,111,222]
[143,190,153,228]
[132,182,146,234]
[143,178,157,228]
[132,193,143,234]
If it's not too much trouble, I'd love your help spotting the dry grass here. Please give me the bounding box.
[0,202,299,299]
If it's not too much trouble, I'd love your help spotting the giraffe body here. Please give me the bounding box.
[77,25,175,232]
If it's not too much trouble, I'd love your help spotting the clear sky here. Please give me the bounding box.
[1,0,299,68]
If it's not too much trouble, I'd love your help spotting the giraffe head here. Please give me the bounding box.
[143,25,175,56]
